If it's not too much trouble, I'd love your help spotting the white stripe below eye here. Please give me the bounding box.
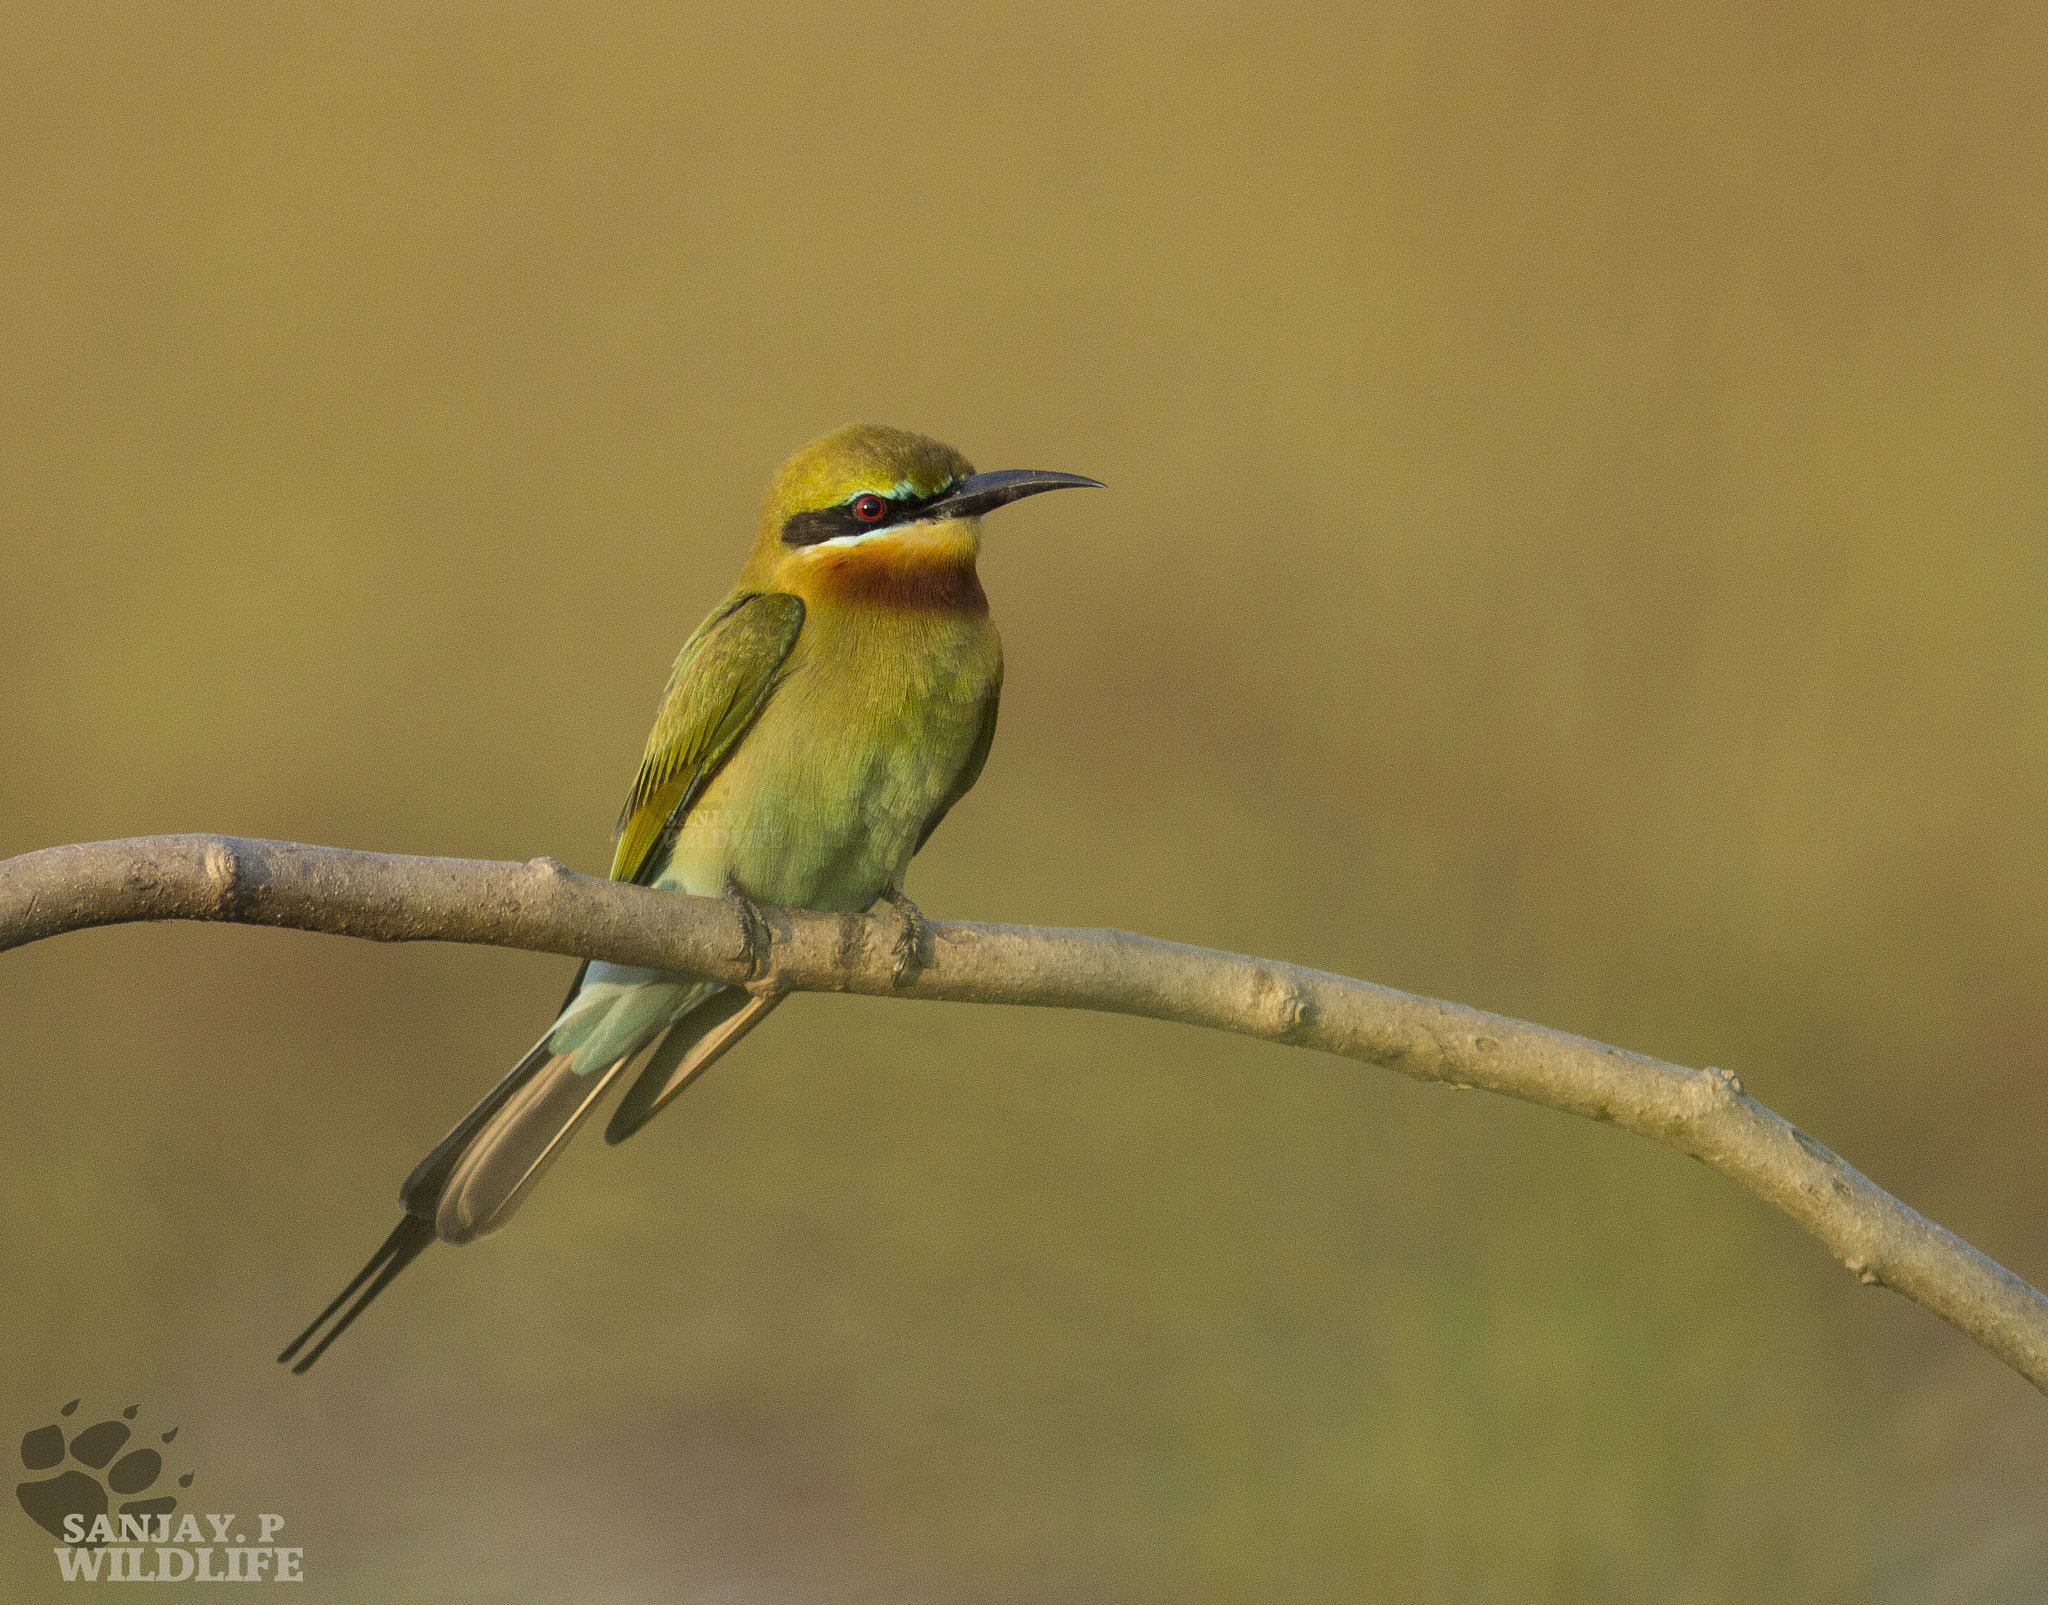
[796,513,964,552]
[799,528,894,551]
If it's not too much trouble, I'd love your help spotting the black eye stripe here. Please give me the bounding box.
[780,483,954,547]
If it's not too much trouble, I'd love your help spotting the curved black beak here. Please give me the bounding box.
[928,469,1104,521]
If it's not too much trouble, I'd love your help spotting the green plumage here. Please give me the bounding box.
[611,591,806,887]
[279,424,1098,1373]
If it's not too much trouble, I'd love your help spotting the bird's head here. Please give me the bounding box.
[745,424,1101,608]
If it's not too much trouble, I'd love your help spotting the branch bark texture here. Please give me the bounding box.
[6,834,2045,1394]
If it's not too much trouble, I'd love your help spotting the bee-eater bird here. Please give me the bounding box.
[279,424,1100,1372]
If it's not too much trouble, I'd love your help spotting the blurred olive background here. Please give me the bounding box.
[4,2,2047,1599]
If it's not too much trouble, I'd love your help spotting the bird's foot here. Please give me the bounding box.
[881,884,924,986]
[724,875,771,980]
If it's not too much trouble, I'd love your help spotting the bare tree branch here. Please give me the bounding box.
[5,833,2045,1393]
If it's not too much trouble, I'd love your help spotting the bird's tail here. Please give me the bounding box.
[276,1030,632,1373]
[279,973,781,1373]
[606,985,782,1144]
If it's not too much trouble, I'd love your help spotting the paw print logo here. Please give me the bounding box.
[15,1400,193,1541]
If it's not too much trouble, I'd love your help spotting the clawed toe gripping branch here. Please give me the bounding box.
[723,873,773,980]
[5,833,2047,1395]
[881,883,926,986]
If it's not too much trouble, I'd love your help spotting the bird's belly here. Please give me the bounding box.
[657,629,996,912]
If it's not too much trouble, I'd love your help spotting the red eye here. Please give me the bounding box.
[851,493,887,522]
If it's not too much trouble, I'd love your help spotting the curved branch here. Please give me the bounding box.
[6,834,2046,1393]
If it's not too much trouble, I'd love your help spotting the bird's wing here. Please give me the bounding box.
[913,672,1002,855]
[277,592,808,1371]
[610,591,807,886]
